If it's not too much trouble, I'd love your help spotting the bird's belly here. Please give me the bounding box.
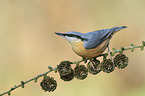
[72,39,109,58]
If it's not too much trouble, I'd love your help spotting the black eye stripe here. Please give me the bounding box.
[62,34,88,41]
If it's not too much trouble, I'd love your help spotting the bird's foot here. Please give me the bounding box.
[107,46,114,63]
[82,58,89,63]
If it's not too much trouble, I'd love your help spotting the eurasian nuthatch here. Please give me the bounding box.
[55,26,127,58]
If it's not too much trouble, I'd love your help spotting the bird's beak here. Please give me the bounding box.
[55,32,64,36]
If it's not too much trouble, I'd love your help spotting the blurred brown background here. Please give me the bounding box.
[0,0,145,96]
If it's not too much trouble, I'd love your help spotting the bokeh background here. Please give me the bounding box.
[0,0,145,96]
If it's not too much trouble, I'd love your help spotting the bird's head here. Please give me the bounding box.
[55,31,88,43]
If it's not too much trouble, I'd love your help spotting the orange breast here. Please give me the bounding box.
[71,39,109,58]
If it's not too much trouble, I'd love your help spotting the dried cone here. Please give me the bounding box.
[114,54,128,69]
[57,61,74,81]
[60,68,74,81]
[101,59,115,73]
[74,65,88,80]
[57,61,73,76]
[87,59,102,75]
[40,76,57,92]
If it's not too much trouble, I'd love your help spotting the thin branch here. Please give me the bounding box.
[0,41,144,96]
[0,67,57,96]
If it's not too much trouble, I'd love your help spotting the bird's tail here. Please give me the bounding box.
[115,26,127,32]
[111,26,127,35]
[108,26,127,39]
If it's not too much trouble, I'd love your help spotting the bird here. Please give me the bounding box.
[55,26,127,58]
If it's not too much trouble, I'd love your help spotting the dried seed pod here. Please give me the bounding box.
[74,65,88,80]
[60,68,74,81]
[57,61,73,76]
[101,59,115,73]
[40,76,57,92]
[114,54,128,69]
[87,59,102,75]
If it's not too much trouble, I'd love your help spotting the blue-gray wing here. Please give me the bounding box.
[83,26,127,49]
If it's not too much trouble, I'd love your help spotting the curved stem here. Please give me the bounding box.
[0,41,144,96]
[0,67,57,96]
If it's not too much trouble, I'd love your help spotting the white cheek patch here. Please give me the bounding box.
[71,37,81,42]
[75,39,81,42]
[65,37,81,43]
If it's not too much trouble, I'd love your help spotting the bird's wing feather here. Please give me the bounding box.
[83,26,127,49]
